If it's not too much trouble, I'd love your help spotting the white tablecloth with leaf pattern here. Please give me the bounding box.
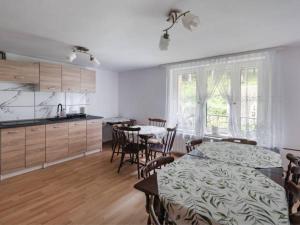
[193,142,282,168]
[157,156,289,225]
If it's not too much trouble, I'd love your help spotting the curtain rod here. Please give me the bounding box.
[162,45,285,68]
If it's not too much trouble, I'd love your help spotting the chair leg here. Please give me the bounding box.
[110,143,117,162]
[118,152,125,174]
[137,152,140,179]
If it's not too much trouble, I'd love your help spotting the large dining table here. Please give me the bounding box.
[134,142,289,225]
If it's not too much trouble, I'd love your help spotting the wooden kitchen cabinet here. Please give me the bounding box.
[68,121,86,156]
[0,60,39,84]
[0,127,26,174]
[25,125,45,167]
[81,69,96,93]
[39,62,62,92]
[62,65,81,92]
[46,123,68,162]
[87,119,102,152]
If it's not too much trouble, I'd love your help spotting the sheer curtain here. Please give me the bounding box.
[166,50,281,148]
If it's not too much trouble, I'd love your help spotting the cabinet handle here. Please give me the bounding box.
[7,131,17,134]
[15,75,25,79]
[48,87,56,90]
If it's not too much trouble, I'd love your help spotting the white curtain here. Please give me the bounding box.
[165,50,281,148]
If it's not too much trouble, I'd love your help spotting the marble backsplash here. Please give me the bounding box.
[0,82,89,121]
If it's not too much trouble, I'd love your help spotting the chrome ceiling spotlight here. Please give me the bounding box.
[159,9,200,50]
[68,46,100,66]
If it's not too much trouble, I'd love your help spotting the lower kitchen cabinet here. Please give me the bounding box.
[25,125,45,167]
[87,119,102,152]
[1,127,26,174]
[46,123,68,163]
[68,121,86,156]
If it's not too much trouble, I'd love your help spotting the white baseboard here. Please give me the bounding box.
[44,153,85,168]
[0,165,43,181]
[85,149,101,155]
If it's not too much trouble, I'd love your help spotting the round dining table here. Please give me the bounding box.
[131,125,167,162]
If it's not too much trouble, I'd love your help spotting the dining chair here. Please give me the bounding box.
[286,164,300,214]
[117,126,145,179]
[186,138,203,153]
[110,124,122,162]
[286,180,300,224]
[149,126,177,160]
[285,153,300,185]
[141,156,174,225]
[148,118,167,127]
[222,137,257,145]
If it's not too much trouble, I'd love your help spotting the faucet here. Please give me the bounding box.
[57,103,63,117]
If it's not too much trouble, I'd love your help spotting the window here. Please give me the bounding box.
[169,59,261,139]
[177,73,197,134]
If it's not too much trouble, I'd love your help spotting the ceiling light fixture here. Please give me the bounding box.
[68,46,100,66]
[159,9,200,50]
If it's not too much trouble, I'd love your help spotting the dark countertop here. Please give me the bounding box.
[0,115,103,129]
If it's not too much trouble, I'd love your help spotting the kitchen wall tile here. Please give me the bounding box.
[35,106,57,118]
[66,93,87,105]
[0,82,34,91]
[0,107,34,121]
[35,92,65,106]
[0,91,34,107]
[66,105,87,114]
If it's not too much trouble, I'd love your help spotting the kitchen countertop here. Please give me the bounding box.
[0,115,103,129]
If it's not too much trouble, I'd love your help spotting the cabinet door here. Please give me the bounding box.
[46,123,68,162]
[0,60,18,82]
[68,121,86,156]
[1,127,25,174]
[16,62,39,84]
[39,63,62,92]
[0,60,39,84]
[62,66,81,92]
[25,125,45,167]
[87,119,102,152]
[81,69,96,93]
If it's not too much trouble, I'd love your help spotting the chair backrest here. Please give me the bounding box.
[148,118,167,127]
[186,138,203,153]
[285,153,300,185]
[222,138,257,145]
[141,156,175,179]
[117,126,141,147]
[162,126,177,154]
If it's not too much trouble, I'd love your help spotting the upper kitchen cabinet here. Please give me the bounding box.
[39,62,62,92]
[81,69,96,93]
[62,65,81,92]
[0,60,39,84]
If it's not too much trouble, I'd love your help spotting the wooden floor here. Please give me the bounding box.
[0,143,148,225]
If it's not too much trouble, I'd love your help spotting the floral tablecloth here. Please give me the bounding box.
[157,156,289,225]
[193,142,282,168]
[131,125,167,139]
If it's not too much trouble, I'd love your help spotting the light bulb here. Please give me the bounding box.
[182,12,200,31]
[159,32,170,51]
[68,52,77,62]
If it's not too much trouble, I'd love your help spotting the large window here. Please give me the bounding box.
[172,62,260,138]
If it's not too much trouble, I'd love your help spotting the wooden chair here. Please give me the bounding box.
[186,138,203,153]
[117,126,145,179]
[110,124,122,162]
[148,118,166,127]
[285,153,300,184]
[222,137,257,145]
[286,179,300,224]
[149,126,177,159]
[141,156,174,225]
[141,156,174,179]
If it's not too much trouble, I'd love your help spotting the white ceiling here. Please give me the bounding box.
[0,0,299,72]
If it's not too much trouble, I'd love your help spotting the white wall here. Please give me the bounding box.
[87,69,119,118]
[280,46,300,149]
[119,66,166,124]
